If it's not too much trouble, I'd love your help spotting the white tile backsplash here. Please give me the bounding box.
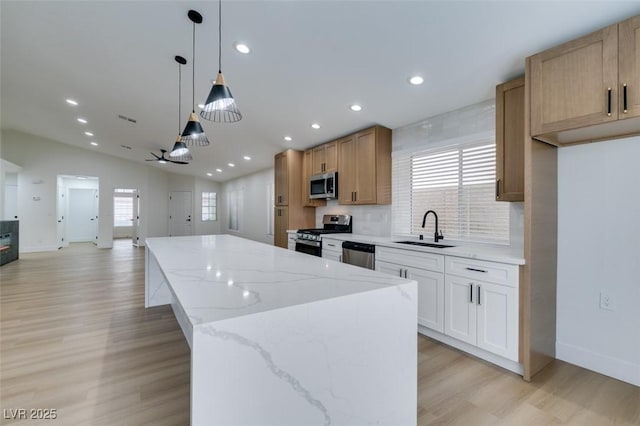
[316,202,391,237]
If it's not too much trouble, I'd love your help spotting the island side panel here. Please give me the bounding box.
[191,282,417,426]
[145,245,173,308]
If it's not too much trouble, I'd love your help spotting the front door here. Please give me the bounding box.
[169,191,193,236]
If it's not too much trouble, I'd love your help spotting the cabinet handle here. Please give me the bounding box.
[399,268,403,278]
[477,286,481,306]
[607,87,612,116]
[327,243,336,247]
[496,179,500,199]
[623,83,628,113]
[354,191,357,202]
[465,267,487,273]
[469,283,474,303]
[404,269,408,279]
[339,255,342,262]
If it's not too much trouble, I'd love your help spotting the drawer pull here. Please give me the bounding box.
[469,283,473,303]
[607,87,612,116]
[465,267,487,273]
[623,83,628,113]
[477,286,481,306]
[327,243,336,247]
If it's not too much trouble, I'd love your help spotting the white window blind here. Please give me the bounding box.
[202,192,217,221]
[113,189,134,227]
[392,137,509,244]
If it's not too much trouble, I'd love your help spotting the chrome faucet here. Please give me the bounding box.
[420,210,443,242]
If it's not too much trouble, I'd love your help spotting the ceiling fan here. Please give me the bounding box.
[145,149,189,165]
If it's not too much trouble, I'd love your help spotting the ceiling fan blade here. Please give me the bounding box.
[169,160,189,165]
[145,159,157,162]
[150,152,161,159]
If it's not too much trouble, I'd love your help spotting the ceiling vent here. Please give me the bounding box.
[117,114,137,124]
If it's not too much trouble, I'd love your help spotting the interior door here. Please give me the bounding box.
[56,183,65,248]
[132,190,141,246]
[169,191,193,236]
[68,188,98,243]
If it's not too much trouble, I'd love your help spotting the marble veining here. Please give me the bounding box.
[199,325,332,426]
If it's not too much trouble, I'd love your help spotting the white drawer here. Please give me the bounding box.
[376,246,444,273]
[322,238,342,254]
[445,256,518,287]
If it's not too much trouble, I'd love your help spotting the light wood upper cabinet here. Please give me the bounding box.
[311,141,338,175]
[302,149,326,207]
[337,126,391,205]
[619,16,640,118]
[274,151,289,206]
[496,77,525,202]
[273,149,315,248]
[529,15,640,145]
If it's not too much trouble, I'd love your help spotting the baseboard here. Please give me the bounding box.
[556,341,640,387]
[20,245,59,253]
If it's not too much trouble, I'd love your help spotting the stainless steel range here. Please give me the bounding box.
[295,214,352,257]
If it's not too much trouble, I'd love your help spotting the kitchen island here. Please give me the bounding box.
[145,235,417,426]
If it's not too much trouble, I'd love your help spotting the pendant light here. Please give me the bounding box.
[181,10,210,146]
[200,0,242,123]
[170,55,192,161]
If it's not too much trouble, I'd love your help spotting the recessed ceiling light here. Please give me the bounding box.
[243,156,251,161]
[408,76,424,85]
[350,104,362,112]
[228,163,235,167]
[66,99,78,106]
[207,172,213,177]
[311,123,320,129]
[90,142,98,146]
[216,168,222,172]
[198,103,204,109]
[233,43,251,54]
[284,136,292,142]
[84,131,94,136]
[77,118,87,124]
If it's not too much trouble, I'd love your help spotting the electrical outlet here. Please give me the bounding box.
[600,292,614,311]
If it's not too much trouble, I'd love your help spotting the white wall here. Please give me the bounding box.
[220,168,274,245]
[1,129,171,251]
[557,136,640,386]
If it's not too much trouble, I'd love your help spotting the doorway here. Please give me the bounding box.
[113,188,141,246]
[169,191,193,236]
[57,175,99,247]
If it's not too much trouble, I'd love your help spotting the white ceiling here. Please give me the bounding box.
[2,1,638,182]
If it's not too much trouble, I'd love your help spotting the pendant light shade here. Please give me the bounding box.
[200,0,242,123]
[182,10,210,146]
[170,55,193,161]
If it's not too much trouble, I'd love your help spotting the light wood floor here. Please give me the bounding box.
[1,241,638,425]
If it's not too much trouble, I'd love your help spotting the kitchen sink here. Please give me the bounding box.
[394,241,454,249]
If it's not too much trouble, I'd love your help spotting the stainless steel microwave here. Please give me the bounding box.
[310,172,337,199]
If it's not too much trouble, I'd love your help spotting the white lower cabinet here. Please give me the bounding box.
[322,238,342,262]
[376,247,445,333]
[444,257,519,362]
[287,232,297,251]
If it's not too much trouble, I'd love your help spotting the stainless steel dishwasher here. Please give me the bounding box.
[342,241,375,270]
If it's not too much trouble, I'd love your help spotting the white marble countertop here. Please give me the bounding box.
[321,233,525,265]
[145,234,414,326]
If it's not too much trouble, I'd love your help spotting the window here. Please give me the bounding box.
[113,188,135,227]
[202,192,217,221]
[393,137,509,244]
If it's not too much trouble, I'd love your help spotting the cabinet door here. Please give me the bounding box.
[324,141,338,172]
[444,275,476,346]
[496,77,525,202]
[312,145,325,175]
[274,152,289,206]
[476,281,518,361]
[530,25,618,136]
[619,16,640,119]
[274,207,289,248]
[407,267,445,333]
[337,135,356,205]
[376,259,405,278]
[354,128,377,204]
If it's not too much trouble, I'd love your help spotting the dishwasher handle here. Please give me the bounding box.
[341,241,375,253]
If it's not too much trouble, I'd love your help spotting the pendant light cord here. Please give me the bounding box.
[192,21,195,113]
[218,0,222,73]
[178,62,182,132]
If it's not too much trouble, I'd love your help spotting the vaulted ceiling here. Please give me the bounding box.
[2,1,638,181]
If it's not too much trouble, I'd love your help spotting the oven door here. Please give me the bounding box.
[295,239,322,257]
